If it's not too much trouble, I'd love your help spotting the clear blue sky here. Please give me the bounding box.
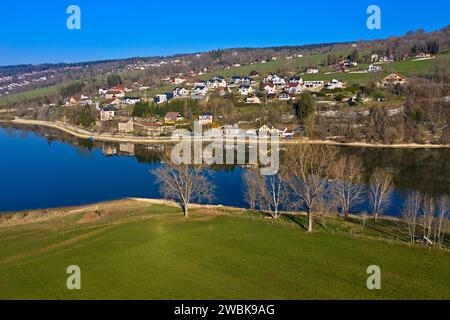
[0,0,448,66]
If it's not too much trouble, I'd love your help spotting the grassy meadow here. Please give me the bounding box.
[0,200,449,300]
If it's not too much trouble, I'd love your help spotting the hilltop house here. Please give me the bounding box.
[198,112,213,125]
[118,119,134,133]
[258,125,271,134]
[100,106,116,121]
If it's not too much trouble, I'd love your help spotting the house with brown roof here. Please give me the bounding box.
[378,73,408,87]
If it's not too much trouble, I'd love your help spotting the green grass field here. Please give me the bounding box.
[0,200,449,300]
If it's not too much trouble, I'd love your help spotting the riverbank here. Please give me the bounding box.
[0,198,449,300]
[2,118,450,149]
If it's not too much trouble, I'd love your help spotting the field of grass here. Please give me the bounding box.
[0,200,449,300]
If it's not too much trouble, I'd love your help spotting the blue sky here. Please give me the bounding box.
[0,0,449,66]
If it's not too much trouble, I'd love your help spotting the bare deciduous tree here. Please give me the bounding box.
[401,191,422,244]
[422,195,435,246]
[258,173,289,219]
[331,155,364,218]
[243,169,261,211]
[285,145,337,232]
[151,162,214,218]
[435,195,449,248]
[368,168,394,221]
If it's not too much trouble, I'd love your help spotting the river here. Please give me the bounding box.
[0,125,449,216]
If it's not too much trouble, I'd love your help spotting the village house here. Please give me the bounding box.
[415,52,432,59]
[287,82,303,95]
[144,123,164,136]
[173,87,190,98]
[104,97,121,105]
[198,112,213,125]
[325,79,345,90]
[378,73,408,87]
[278,92,291,101]
[79,95,93,106]
[264,84,277,95]
[164,112,183,125]
[122,97,141,105]
[105,88,125,99]
[368,64,382,73]
[258,125,271,134]
[65,97,79,107]
[192,86,208,96]
[154,94,168,104]
[304,80,324,90]
[289,77,303,84]
[100,106,116,121]
[306,67,319,74]
[238,84,254,96]
[98,88,108,95]
[245,96,261,104]
[118,119,134,133]
[249,70,260,78]
[171,77,187,85]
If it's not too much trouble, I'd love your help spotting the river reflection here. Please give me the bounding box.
[0,124,449,216]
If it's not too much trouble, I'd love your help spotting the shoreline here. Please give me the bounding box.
[0,198,401,227]
[1,118,450,149]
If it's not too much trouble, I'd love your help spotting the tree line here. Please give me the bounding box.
[151,145,449,249]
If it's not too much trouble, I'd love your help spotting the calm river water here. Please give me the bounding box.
[0,125,449,216]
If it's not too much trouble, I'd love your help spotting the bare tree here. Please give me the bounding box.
[435,195,449,248]
[243,169,261,211]
[368,168,394,221]
[401,191,422,244]
[258,173,289,219]
[422,195,435,246]
[285,145,337,232]
[331,155,364,218]
[151,162,214,218]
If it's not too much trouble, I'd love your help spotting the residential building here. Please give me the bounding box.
[368,64,382,73]
[306,67,319,74]
[164,112,183,125]
[378,73,407,87]
[100,106,116,121]
[118,119,134,133]
[325,79,345,90]
[144,123,164,136]
[198,112,213,125]
[122,97,141,105]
